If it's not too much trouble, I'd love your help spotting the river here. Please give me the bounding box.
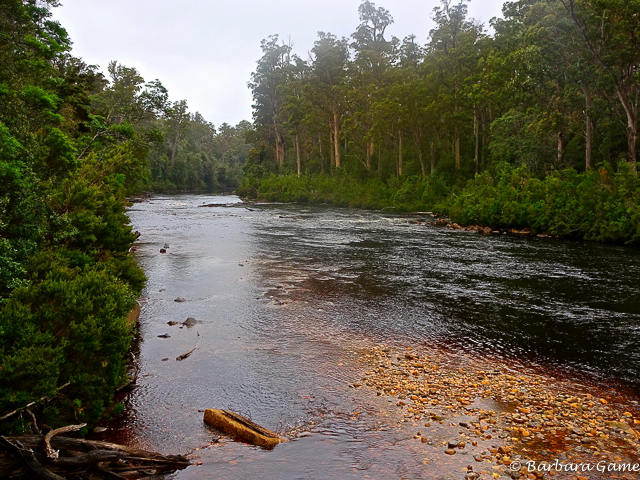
[109,194,640,479]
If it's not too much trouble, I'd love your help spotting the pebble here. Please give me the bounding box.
[361,345,640,475]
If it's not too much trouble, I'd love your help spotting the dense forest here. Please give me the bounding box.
[239,0,640,245]
[0,0,248,434]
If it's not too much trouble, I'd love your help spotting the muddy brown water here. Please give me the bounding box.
[103,194,640,479]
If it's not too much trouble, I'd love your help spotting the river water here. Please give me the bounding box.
[113,194,640,479]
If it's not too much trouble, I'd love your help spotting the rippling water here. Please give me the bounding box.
[108,194,640,479]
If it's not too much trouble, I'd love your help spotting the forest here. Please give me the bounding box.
[0,0,248,434]
[239,0,640,245]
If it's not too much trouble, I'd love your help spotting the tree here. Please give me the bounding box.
[308,32,350,170]
[249,35,293,168]
[559,0,640,169]
[425,0,485,173]
[351,0,395,80]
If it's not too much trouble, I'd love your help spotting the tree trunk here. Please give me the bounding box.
[557,130,564,165]
[397,131,403,177]
[275,126,285,167]
[332,107,341,168]
[364,138,374,172]
[329,129,335,169]
[585,91,593,170]
[618,90,639,169]
[454,124,460,171]
[295,133,301,177]
[418,148,425,176]
[170,133,179,167]
[413,126,426,176]
[629,125,638,170]
[474,109,479,175]
[430,140,436,175]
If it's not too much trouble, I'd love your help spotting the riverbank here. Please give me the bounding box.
[360,344,640,479]
[238,162,640,246]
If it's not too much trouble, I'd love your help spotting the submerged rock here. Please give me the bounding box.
[183,317,199,327]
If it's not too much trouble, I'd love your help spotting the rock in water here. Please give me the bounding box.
[183,317,198,327]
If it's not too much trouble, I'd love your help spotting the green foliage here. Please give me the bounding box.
[0,2,148,432]
[241,172,452,212]
[447,162,640,244]
[241,161,639,245]
[0,253,137,423]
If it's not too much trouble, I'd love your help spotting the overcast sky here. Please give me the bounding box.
[51,0,505,129]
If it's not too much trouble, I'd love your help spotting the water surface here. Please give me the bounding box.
[111,194,640,479]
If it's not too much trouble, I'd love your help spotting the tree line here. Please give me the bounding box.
[245,0,639,177]
[88,60,251,192]
[239,0,639,244]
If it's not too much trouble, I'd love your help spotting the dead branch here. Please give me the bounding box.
[25,408,41,435]
[1,433,191,479]
[0,382,71,422]
[44,423,86,459]
[176,333,202,361]
[12,434,189,462]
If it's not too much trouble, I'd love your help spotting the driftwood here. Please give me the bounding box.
[44,423,86,458]
[0,433,190,479]
[203,409,284,448]
[176,333,202,361]
[51,449,124,466]
[24,409,41,435]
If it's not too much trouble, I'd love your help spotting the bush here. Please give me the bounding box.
[0,253,137,425]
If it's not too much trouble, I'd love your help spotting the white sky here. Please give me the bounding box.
[51,0,505,128]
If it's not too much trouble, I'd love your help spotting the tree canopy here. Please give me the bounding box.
[244,0,638,181]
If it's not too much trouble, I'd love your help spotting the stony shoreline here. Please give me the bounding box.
[359,345,640,479]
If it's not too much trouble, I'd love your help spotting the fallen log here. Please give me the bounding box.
[50,449,124,467]
[203,409,284,448]
[1,434,190,478]
[11,434,188,462]
[0,436,64,480]
[176,333,202,361]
